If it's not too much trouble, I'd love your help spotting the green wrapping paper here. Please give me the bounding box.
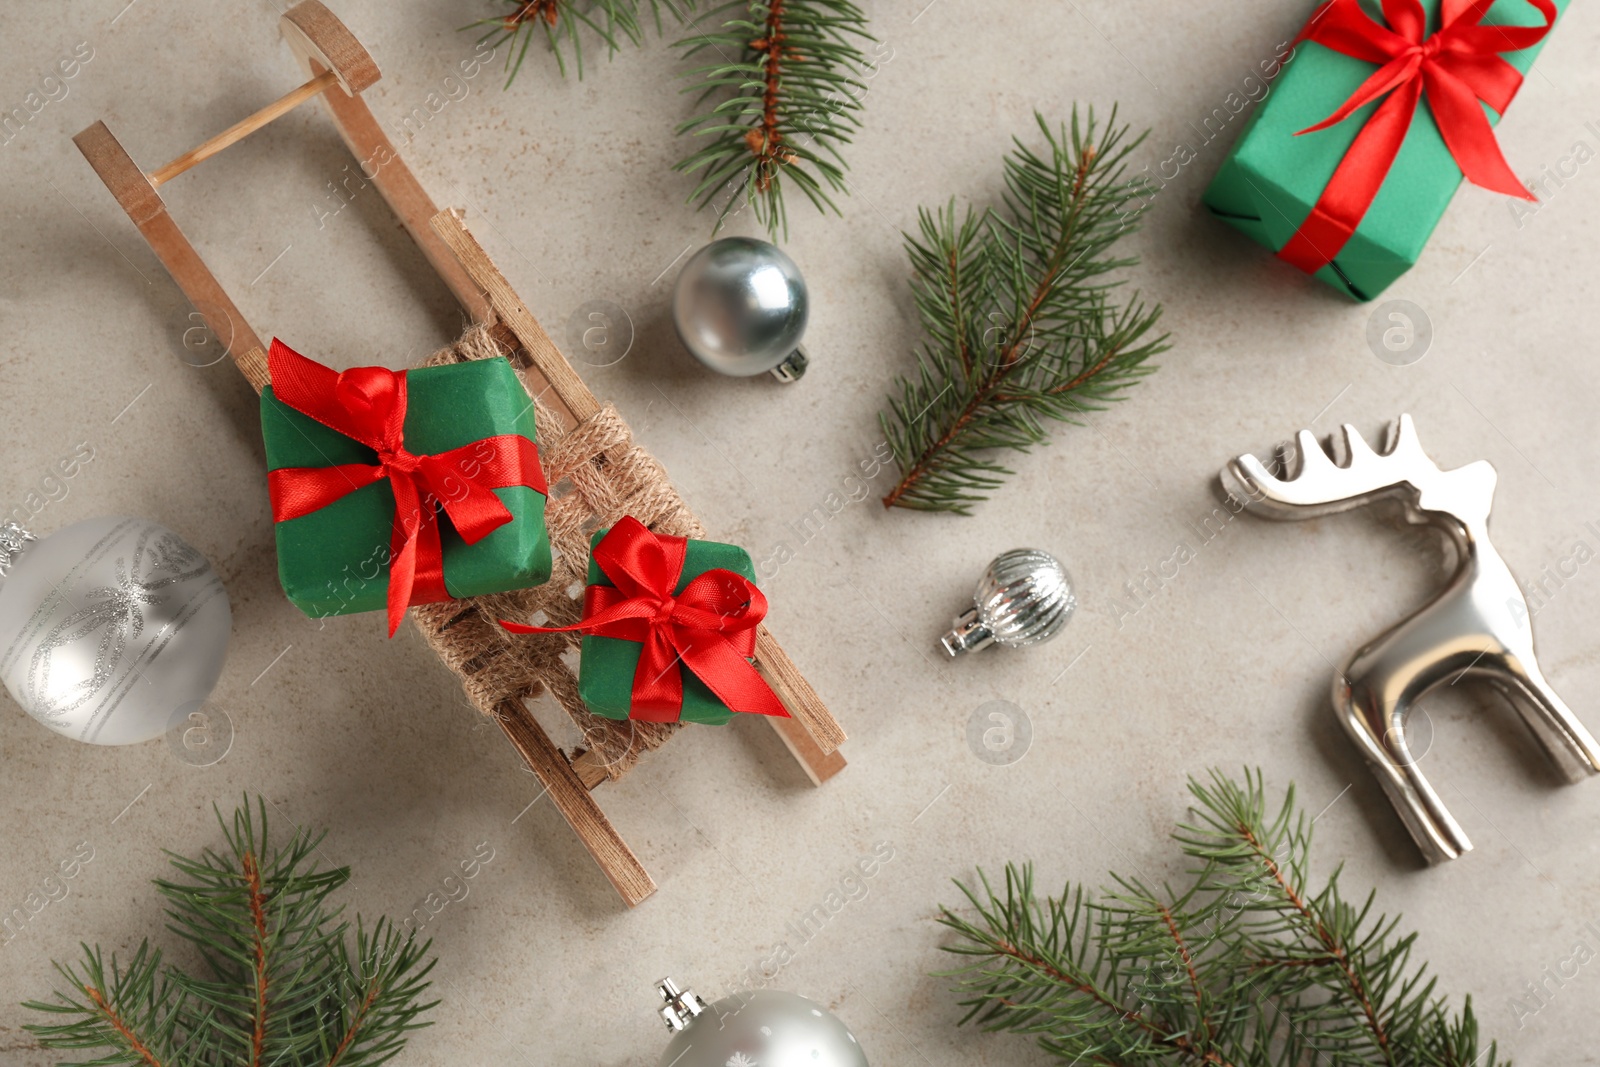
[578,530,758,725]
[261,357,551,620]
[1203,0,1566,300]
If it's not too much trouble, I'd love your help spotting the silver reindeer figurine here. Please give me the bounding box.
[1222,415,1600,863]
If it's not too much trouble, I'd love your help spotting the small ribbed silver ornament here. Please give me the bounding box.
[941,548,1074,656]
[672,237,809,382]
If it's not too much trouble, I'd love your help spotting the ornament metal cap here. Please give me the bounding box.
[941,548,1075,657]
[656,977,708,1031]
[0,521,35,577]
[941,606,997,656]
[769,344,809,383]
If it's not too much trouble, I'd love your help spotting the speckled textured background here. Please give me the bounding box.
[2,1,1599,1063]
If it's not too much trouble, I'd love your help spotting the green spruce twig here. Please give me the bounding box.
[470,0,696,82]
[674,0,875,238]
[938,768,1504,1066]
[879,107,1169,514]
[23,797,438,1067]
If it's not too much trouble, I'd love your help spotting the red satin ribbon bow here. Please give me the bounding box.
[500,517,788,721]
[265,339,546,636]
[1278,0,1553,275]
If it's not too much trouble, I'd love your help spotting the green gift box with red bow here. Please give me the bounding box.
[260,340,551,634]
[501,517,788,726]
[1203,0,1565,301]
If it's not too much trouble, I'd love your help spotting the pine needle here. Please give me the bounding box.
[469,0,697,82]
[23,797,438,1067]
[674,0,876,238]
[938,768,1506,1066]
[879,107,1169,514]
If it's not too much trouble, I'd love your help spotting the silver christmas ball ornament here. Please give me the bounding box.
[941,548,1074,656]
[656,978,868,1067]
[673,237,809,382]
[0,516,231,745]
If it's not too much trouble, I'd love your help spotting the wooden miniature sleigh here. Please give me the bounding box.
[72,0,845,907]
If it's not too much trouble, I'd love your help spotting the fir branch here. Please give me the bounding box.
[23,797,438,1067]
[24,943,193,1067]
[675,0,875,238]
[940,868,1240,1065]
[470,0,696,82]
[938,769,1506,1066]
[879,107,1169,514]
[1177,770,1429,1067]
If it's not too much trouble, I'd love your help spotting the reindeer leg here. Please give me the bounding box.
[1493,658,1600,782]
[1334,671,1472,863]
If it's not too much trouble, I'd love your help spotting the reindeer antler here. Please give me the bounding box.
[1223,414,1433,520]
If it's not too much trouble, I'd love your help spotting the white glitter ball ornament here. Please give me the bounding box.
[0,516,231,744]
[656,978,869,1067]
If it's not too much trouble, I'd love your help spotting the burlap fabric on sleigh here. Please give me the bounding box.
[409,325,701,780]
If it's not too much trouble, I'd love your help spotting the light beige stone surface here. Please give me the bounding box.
[2,1,1598,1063]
